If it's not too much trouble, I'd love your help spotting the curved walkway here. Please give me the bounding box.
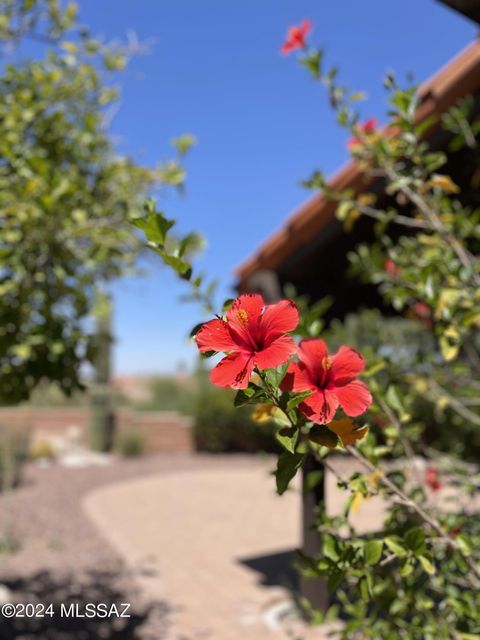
[84,456,341,639]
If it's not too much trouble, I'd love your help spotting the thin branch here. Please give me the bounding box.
[357,203,432,230]
[428,379,480,427]
[375,394,415,461]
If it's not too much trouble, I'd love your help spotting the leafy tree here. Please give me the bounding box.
[0,1,156,403]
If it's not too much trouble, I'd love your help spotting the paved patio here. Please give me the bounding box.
[83,455,387,640]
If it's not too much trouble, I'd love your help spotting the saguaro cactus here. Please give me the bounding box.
[89,295,115,452]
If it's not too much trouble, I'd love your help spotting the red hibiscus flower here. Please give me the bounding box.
[195,294,299,389]
[281,20,312,55]
[281,339,372,424]
[425,467,442,492]
[347,118,378,150]
[384,258,401,278]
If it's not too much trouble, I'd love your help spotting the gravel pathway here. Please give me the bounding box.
[0,453,260,639]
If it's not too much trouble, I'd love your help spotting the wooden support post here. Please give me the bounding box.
[301,453,329,612]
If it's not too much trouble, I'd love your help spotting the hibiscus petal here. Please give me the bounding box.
[280,362,315,392]
[226,293,264,326]
[298,339,329,380]
[331,346,365,386]
[195,319,238,353]
[334,380,372,417]
[261,299,299,339]
[299,389,339,425]
[254,334,297,371]
[226,294,264,343]
[210,352,254,389]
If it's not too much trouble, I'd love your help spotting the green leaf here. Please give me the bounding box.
[190,322,203,338]
[384,537,407,558]
[359,575,371,602]
[350,91,367,102]
[308,425,339,449]
[323,534,340,562]
[131,210,174,246]
[221,298,234,312]
[418,555,436,575]
[156,249,191,277]
[275,426,298,454]
[327,570,345,592]
[265,362,289,387]
[455,534,472,556]
[400,561,414,577]
[275,452,305,495]
[286,390,314,412]
[300,50,322,79]
[364,539,383,565]
[233,385,257,407]
[171,133,197,156]
[404,527,426,555]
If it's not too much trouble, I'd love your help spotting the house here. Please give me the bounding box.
[235,39,480,316]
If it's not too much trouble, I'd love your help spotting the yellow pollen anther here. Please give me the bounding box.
[237,309,249,324]
[322,356,332,370]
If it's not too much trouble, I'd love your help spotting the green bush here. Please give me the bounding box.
[135,376,197,415]
[324,309,480,459]
[117,430,146,457]
[193,387,280,453]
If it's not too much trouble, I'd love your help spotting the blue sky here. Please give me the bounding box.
[77,0,476,375]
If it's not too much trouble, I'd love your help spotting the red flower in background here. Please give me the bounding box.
[413,301,431,319]
[281,339,372,424]
[425,466,442,492]
[385,258,401,278]
[281,20,312,55]
[195,294,299,389]
[347,118,378,150]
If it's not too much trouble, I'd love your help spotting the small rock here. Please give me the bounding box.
[0,584,12,605]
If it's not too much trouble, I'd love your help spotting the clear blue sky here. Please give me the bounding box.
[78,0,475,375]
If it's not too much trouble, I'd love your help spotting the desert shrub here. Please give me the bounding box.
[30,440,56,462]
[117,430,146,457]
[136,376,197,415]
[193,387,280,453]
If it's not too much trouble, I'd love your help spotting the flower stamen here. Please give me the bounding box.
[237,309,249,324]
